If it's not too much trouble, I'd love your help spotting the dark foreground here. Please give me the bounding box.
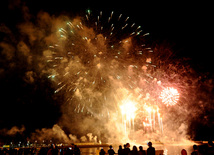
[0,141,214,155]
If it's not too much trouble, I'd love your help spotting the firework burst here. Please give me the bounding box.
[45,10,154,116]
[43,10,188,142]
[160,87,180,106]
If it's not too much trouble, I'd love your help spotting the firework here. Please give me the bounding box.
[45,10,153,115]
[159,87,180,106]
[44,10,183,142]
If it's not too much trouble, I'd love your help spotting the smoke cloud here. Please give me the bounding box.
[0,126,25,136]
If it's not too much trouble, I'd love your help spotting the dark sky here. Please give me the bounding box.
[1,1,212,70]
[0,0,213,142]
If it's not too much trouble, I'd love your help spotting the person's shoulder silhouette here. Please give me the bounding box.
[191,144,199,155]
[99,148,106,155]
[147,142,155,155]
[118,145,123,155]
[138,146,146,155]
[108,145,115,155]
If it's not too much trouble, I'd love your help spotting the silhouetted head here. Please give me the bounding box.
[109,145,113,149]
[148,142,152,147]
[133,145,137,152]
[100,148,105,153]
[126,143,130,148]
[193,144,197,150]
[139,146,143,150]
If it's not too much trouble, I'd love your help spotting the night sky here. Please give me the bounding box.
[0,0,213,142]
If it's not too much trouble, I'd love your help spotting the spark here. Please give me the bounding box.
[118,14,122,21]
[125,17,129,22]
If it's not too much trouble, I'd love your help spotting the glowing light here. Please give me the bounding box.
[87,9,91,14]
[120,99,137,135]
[97,63,101,69]
[146,58,152,63]
[120,100,137,121]
[159,87,179,106]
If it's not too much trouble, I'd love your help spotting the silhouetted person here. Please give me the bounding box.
[147,142,155,155]
[118,145,123,155]
[99,148,106,155]
[138,146,146,155]
[108,145,115,155]
[191,144,199,155]
[130,145,138,155]
[124,143,130,155]
[181,149,187,155]
[122,144,126,155]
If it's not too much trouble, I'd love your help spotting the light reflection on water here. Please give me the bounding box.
[80,144,193,155]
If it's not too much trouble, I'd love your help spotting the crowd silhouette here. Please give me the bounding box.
[188,140,214,155]
[100,142,153,155]
[0,143,81,155]
[0,141,214,155]
[99,141,214,155]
